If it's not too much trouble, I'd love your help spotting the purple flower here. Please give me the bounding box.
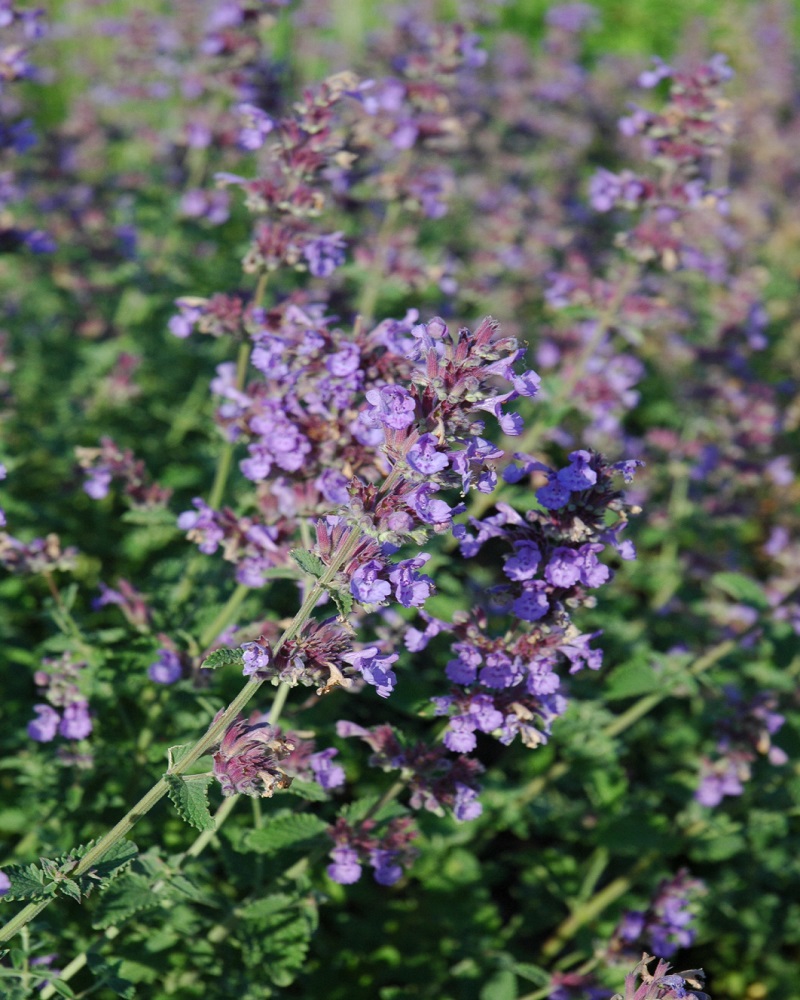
[83,466,112,500]
[453,783,483,822]
[479,652,523,689]
[27,704,60,742]
[0,871,9,897]
[389,555,434,608]
[317,469,351,505]
[513,582,550,622]
[446,644,482,685]
[236,103,275,150]
[168,299,205,339]
[545,547,581,587]
[342,647,399,698]
[58,700,92,739]
[148,649,182,685]
[241,638,272,677]
[504,540,542,581]
[557,450,597,491]
[577,544,610,588]
[365,385,416,430]
[370,849,403,885]
[444,721,477,753]
[302,232,347,277]
[309,748,346,790]
[536,479,571,509]
[406,433,449,475]
[639,56,673,88]
[327,847,362,884]
[350,560,392,605]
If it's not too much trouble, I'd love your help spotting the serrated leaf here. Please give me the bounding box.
[1,863,53,902]
[202,646,245,670]
[243,813,329,855]
[86,954,137,998]
[79,839,138,894]
[92,873,160,929]
[330,587,353,618]
[711,571,770,610]
[167,744,193,769]
[58,878,82,902]
[290,549,326,578]
[165,773,215,831]
[283,779,329,802]
[239,893,295,921]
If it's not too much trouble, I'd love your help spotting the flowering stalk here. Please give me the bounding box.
[0,511,365,943]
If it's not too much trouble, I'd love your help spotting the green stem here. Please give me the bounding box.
[357,198,403,328]
[538,850,660,961]
[198,583,250,649]
[0,518,364,943]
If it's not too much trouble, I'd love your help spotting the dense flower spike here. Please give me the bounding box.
[211,712,295,798]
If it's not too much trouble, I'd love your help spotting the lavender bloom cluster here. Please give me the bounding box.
[26,653,93,756]
[695,689,787,807]
[610,871,704,962]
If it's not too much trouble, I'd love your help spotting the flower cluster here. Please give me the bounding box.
[27,653,93,747]
[211,711,295,798]
[695,689,787,807]
[337,720,484,822]
[423,452,639,752]
[325,815,417,886]
[610,871,705,961]
[0,2,52,253]
[613,955,709,1000]
[76,437,172,507]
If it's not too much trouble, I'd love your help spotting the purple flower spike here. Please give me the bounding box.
[212,713,294,798]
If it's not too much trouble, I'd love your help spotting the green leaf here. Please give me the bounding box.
[290,549,327,578]
[202,646,244,671]
[0,863,53,902]
[165,773,215,831]
[47,980,77,999]
[167,743,193,769]
[243,813,329,855]
[604,661,661,700]
[511,962,550,986]
[58,878,82,903]
[330,587,354,619]
[79,839,139,893]
[92,873,161,929]
[711,571,771,610]
[283,779,329,802]
[239,893,296,921]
